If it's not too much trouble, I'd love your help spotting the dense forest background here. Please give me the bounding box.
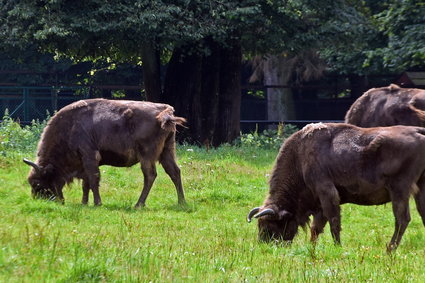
[1,0,424,145]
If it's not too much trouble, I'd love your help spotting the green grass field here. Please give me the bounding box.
[1,144,425,282]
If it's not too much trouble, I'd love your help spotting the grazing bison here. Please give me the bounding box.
[23,98,186,208]
[247,123,425,251]
[345,84,425,127]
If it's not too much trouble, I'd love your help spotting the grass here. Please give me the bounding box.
[1,144,425,282]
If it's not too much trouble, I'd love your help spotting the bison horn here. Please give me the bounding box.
[247,207,261,222]
[254,208,276,219]
[23,158,41,173]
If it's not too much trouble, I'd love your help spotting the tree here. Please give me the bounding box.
[374,0,425,72]
[0,0,361,145]
[319,0,425,97]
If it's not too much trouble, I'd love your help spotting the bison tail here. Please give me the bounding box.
[156,109,187,131]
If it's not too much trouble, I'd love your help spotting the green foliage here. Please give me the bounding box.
[318,1,386,75]
[1,0,360,61]
[247,89,265,98]
[0,110,47,155]
[321,0,425,75]
[238,123,298,150]
[374,0,425,71]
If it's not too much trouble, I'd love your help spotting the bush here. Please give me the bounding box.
[237,123,298,150]
[0,110,48,156]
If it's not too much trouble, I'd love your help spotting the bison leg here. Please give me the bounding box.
[414,191,425,226]
[160,150,186,205]
[310,211,327,243]
[82,159,102,206]
[91,172,101,206]
[82,178,90,205]
[414,177,425,226]
[388,197,411,251]
[135,161,157,208]
[54,184,65,204]
[316,183,341,245]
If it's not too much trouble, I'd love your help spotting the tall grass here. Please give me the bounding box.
[1,117,424,282]
[0,111,47,156]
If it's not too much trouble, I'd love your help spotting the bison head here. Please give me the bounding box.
[247,206,298,243]
[23,159,57,200]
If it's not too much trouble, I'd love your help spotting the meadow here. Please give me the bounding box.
[1,118,424,282]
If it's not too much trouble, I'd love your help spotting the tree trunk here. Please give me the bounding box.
[163,40,242,146]
[163,47,203,143]
[214,41,242,146]
[263,56,296,124]
[200,40,220,146]
[141,42,162,102]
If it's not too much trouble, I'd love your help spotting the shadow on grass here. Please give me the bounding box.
[60,264,109,283]
[165,202,196,213]
[96,201,197,213]
[20,197,197,216]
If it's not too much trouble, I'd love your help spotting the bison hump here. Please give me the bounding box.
[301,122,328,138]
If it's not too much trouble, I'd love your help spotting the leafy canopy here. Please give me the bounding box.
[320,0,425,75]
[1,0,360,61]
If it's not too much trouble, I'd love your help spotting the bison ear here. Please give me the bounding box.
[278,210,293,219]
[43,164,54,174]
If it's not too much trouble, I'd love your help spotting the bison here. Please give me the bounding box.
[247,123,425,251]
[345,84,425,127]
[23,98,186,208]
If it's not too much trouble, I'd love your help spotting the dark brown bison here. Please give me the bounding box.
[247,123,425,251]
[23,98,186,208]
[345,84,425,127]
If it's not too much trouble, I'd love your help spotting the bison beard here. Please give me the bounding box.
[248,123,425,251]
[24,98,186,208]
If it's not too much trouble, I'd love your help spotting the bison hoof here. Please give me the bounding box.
[386,243,398,253]
[134,203,146,209]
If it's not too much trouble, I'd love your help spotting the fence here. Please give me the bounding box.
[1,82,414,130]
[0,85,358,131]
[0,86,89,122]
[240,85,355,132]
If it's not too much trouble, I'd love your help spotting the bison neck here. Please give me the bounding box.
[268,152,310,211]
[265,145,319,226]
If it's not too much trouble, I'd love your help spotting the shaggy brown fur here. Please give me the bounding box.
[248,123,425,251]
[345,84,425,127]
[24,98,186,208]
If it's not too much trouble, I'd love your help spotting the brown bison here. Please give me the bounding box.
[345,84,425,127]
[247,123,425,251]
[23,98,186,208]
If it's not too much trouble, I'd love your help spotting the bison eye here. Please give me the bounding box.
[33,183,43,190]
